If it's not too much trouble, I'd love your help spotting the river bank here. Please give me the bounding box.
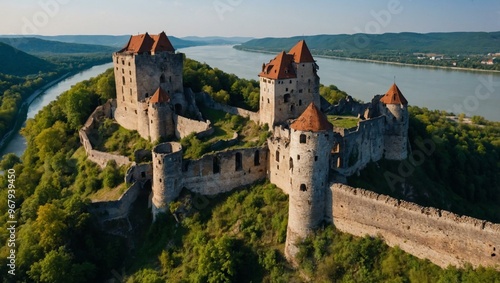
[234,46,500,74]
[0,72,71,151]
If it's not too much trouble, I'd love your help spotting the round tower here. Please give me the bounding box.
[148,87,174,142]
[379,83,409,160]
[285,103,334,262]
[152,142,183,220]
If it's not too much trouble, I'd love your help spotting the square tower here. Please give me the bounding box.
[113,32,183,134]
[259,40,320,127]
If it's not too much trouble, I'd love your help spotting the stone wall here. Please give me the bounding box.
[174,114,213,139]
[332,116,385,176]
[182,146,268,195]
[89,181,142,223]
[79,100,132,169]
[200,92,259,123]
[329,183,500,269]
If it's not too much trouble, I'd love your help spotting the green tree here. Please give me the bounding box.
[196,236,242,283]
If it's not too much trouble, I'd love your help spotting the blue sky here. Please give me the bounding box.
[1,0,499,37]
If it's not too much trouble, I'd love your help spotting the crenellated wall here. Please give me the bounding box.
[329,183,500,269]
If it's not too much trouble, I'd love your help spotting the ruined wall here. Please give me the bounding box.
[89,182,142,223]
[330,184,500,269]
[173,114,213,139]
[182,146,268,195]
[200,92,259,123]
[79,100,131,169]
[332,116,385,176]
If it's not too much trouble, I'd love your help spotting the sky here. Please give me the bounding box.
[1,0,499,37]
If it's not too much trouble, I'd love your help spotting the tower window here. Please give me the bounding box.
[299,100,302,106]
[289,157,293,170]
[300,134,306,144]
[122,76,125,85]
[300,184,307,191]
[235,152,242,171]
[299,89,303,93]
[254,150,260,166]
[297,155,300,160]
[275,150,280,162]
[315,156,318,161]
[160,74,166,83]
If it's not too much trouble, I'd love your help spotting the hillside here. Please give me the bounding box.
[237,32,500,54]
[0,42,55,76]
[0,35,203,50]
[0,37,116,55]
[236,32,500,70]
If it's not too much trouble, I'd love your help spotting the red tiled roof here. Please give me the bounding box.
[150,87,170,103]
[120,32,175,53]
[259,51,296,80]
[151,32,175,53]
[380,83,408,105]
[291,103,333,132]
[289,40,315,63]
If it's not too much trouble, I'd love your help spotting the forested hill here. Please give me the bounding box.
[236,32,500,54]
[0,37,116,55]
[0,42,55,76]
[0,35,203,50]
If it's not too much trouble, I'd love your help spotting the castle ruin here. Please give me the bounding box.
[83,32,499,269]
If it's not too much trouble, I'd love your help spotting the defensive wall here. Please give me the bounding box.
[329,183,500,269]
[181,146,268,195]
[331,116,385,176]
[88,181,142,223]
[79,99,132,168]
[200,92,259,123]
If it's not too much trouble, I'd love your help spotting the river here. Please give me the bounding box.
[179,45,500,122]
[0,63,113,157]
[2,45,499,158]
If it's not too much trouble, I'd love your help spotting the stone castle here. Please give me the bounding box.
[83,32,499,269]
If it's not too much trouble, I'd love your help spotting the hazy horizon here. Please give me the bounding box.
[1,0,499,38]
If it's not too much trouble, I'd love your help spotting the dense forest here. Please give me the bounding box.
[0,40,111,148]
[0,59,498,282]
[236,32,500,71]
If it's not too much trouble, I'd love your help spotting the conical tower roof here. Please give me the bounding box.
[288,40,315,63]
[291,103,333,132]
[380,83,408,105]
[150,87,170,103]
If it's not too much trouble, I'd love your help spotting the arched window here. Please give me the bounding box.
[275,150,280,162]
[300,184,307,191]
[160,74,166,83]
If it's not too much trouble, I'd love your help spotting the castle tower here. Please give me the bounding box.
[148,87,174,142]
[285,103,334,262]
[113,32,183,138]
[151,142,183,220]
[379,83,409,160]
[259,40,320,127]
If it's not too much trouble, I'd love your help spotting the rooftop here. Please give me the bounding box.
[259,51,296,80]
[291,103,333,132]
[380,83,408,105]
[288,40,315,63]
[119,31,175,54]
[150,87,170,103]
